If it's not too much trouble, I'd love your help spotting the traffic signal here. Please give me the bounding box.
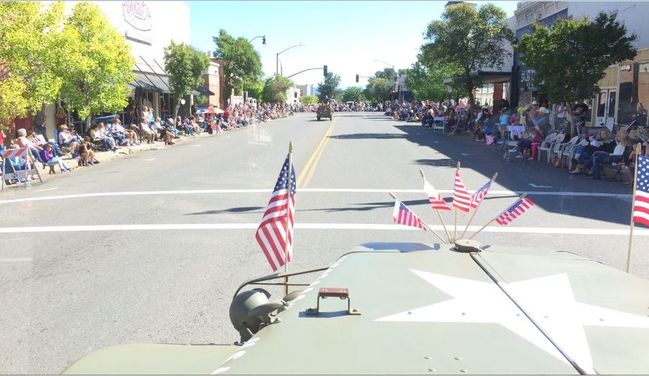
[355,74,359,83]
[323,65,328,77]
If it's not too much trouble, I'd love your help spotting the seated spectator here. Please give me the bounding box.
[40,143,71,173]
[569,130,614,174]
[190,116,201,134]
[94,122,117,151]
[139,117,155,144]
[498,107,510,140]
[622,142,648,185]
[587,130,631,180]
[108,119,128,146]
[16,128,45,167]
[517,128,544,160]
[159,121,175,145]
[0,128,5,155]
[58,124,81,152]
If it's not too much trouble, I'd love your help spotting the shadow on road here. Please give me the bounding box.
[330,133,406,140]
[388,124,632,226]
[185,206,264,216]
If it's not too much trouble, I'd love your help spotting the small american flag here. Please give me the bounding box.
[424,179,451,211]
[496,197,535,225]
[392,200,427,231]
[453,169,472,212]
[470,179,492,209]
[255,154,296,271]
[633,155,649,227]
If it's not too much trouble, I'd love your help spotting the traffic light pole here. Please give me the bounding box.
[285,67,325,79]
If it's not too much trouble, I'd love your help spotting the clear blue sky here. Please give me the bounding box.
[190,1,519,88]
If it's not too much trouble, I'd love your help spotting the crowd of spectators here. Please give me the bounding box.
[384,97,648,186]
[1,102,294,186]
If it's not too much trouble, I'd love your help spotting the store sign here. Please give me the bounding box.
[122,1,152,31]
[620,64,632,71]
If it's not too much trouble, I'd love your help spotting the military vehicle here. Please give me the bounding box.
[63,240,649,374]
[316,103,333,121]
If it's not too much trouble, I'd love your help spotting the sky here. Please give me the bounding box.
[190,1,519,89]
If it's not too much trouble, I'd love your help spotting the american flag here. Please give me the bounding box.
[392,200,427,231]
[255,154,296,272]
[424,179,451,211]
[453,169,472,212]
[470,179,492,209]
[496,197,535,225]
[633,155,649,227]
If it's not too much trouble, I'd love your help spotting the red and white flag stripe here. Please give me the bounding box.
[424,179,451,211]
[392,200,427,231]
[453,170,471,212]
[633,191,649,227]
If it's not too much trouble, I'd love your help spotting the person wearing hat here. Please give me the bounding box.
[57,124,80,153]
[533,106,550,134]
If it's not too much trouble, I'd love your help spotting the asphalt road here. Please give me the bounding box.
[1,112,647,373]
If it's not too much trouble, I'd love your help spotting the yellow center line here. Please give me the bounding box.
[297,117,338,188]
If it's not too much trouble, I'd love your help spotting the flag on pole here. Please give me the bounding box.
[633,155,649,227]
[392,200,427,231]
[470,179,492,209]
[496,197,535,225]
[424,179,451,211]
[453,169,472,212]
[255,154,296,271]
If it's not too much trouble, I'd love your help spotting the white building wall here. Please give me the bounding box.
[567,2,649,49]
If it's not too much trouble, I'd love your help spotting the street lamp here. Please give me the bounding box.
[276,43,303,76]
[249,35,266,44]
[372,59,395,69]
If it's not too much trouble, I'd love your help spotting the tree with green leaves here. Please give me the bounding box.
[405,60,463,102]
[374,67,397,82]
[56,2,135,128]
[342,87,365,103]
[301,95,318,105]
[420,3,513,109]
[261,75,293,104]
[0,2,66,122]
[213,29,263,100]
[318,72,340,102]
[364,77,393,102]
[518,12,636,130]
[164,41,210,119]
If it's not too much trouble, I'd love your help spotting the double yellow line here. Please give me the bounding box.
[297,118,338,188]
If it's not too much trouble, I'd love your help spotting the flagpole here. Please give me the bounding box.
[419,169,452,243]
[389,192,448,244]
[453,162,460,242]
[626,143,641,273]
[461,172,498,239]
[469,194,526,240]
[284,141,294,296]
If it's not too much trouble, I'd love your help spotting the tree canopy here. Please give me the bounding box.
[56,2,135,122]
[261,75,293,104]
[420,3,513,107]
[342,87,365,102]
[364,77,393,102]
[517,12,636,104]
[405,60,463,102]
[164,41,210,117]
[213,29,263,98]
[317,72,340,102]
[301,95,318,105]
[0,2,66,122]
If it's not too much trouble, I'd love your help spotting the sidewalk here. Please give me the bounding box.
[2,131,213,190]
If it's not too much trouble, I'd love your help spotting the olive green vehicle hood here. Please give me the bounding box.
[63,243,649,374]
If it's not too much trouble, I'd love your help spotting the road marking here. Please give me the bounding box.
[0,258,32,262]
[0,223,646,236]
[0,189,631,205]
[529,183,553,189]
[297,118,338,188]
[144,158,156,162]
[34,187,58,192]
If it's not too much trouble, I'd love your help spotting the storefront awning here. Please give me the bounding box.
[477,70,512,84]
[129,71,163,92]
[194,86,215,96]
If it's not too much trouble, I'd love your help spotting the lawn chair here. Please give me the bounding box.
[537,133,558,163]
[432,116,445,134]
[552,135,578,168]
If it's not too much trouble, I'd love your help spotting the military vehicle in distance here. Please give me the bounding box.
[316,103,333,121]
[63,241,649,374]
